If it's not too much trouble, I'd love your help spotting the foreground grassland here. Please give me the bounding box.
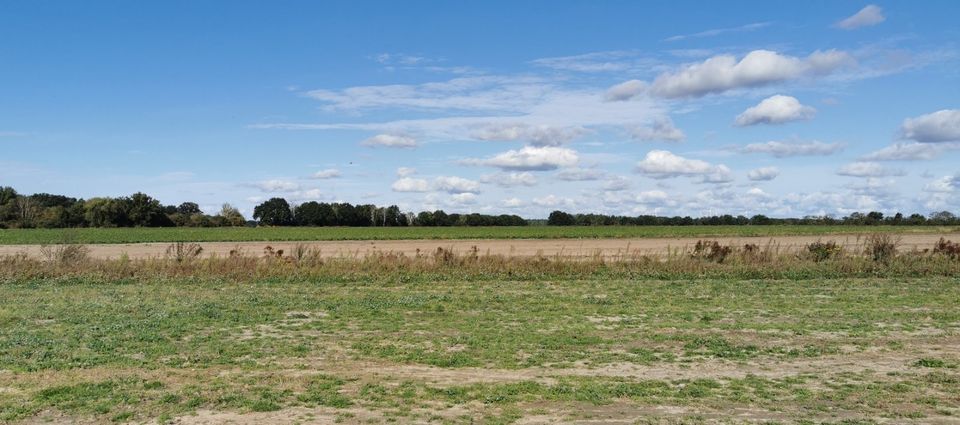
[1,225,957,245]
[1,259,958,423]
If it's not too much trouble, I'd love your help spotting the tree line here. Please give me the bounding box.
[2,186,957,229]
[546,210,960,226]
[252,197,527,227]
[0,186,244,229]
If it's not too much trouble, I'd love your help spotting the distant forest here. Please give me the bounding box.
[1,186,958,229]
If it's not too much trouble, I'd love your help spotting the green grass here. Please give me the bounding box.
[0,225,956,244]
[1,274,958,423]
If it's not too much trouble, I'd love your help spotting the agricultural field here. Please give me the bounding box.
[1,237,960,424]
[1,225,957,245]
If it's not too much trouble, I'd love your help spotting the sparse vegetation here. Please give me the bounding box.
[1,232,958,423]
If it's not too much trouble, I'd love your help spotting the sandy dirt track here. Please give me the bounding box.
[3,232,958,260]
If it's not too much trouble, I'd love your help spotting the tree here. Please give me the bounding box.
[127,192,171,227]
[294,201,324,226]
[253,198,293,226]
[547,210,576,226]
[177,202,202,215]
[218,203,246,226]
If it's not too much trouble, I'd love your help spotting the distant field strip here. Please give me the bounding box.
[4,233,959,260]
[1,225,957,244]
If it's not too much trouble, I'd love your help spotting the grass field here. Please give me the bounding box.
[2,240,960,424]
[0,273,957,424]
[1,225,957,245]
[2,238,959,423]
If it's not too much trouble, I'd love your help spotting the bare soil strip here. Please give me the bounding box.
[3,233,957,260]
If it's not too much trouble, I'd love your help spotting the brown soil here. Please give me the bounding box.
[3,233,957,260]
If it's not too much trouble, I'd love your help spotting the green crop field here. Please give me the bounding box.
[1,225,957,245]
[1,273,958,423]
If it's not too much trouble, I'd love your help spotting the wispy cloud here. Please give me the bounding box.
[664,22,771,42]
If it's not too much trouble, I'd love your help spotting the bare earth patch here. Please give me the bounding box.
[3,233,957,260]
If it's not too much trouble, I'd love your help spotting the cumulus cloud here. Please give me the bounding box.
[310,169,341,179]
[861,142,958,161]
[393,176,481,193]
[900,109,960,143]
[924,175,959,193]
[532,194,576,208]
[471,123,587,146]
[604,80,647,101]
[747,166,780,181]
[450,193,478,204]
[836,162,906,178]
[480,172,537,187]
[252,179,301,193]
[602,177,631,192]
[433,176,481,194]
[391,177,431,192]
[634,190,670,204]
[361,134,418,148]
[734,95,816,126]
[396,167,417,177]
[555,167,606,181]
[739,140,844,157]
[501,197,525,208]
[835,5,885,30]
[465,146,579,171]
[631,117,685,142]
[634,150,733,183]
[648,49,854,98]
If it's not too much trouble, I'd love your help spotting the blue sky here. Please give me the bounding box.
[2,1,959,218]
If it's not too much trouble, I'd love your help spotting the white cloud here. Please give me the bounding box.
[306,76,553,112]
[634,190,670,204]
[311,169,341,179]
[631,117,685,142]
[605,80,647,101]
[665,22,771,42]
[602,177,631,192]
[747,166,780,181]
[397,167,417,177]
[391,177,431,192]
[392,176,481,193]
[530,51,646,73]
[433,176,481,194]
[734,95,816,126]
[450,193,478,204]
[471,123,587,146]
[739,140,844,157]
[836,162,905,178]
[835,5,885,30]
[361,134,418,148]
[861,142,959,161]
[924,175,959,193]
[501,197,525,208]
[481,172,537,187]
[635,150,733,183]
[649,49,855,98]
[900,109,960,143]
[555,167,606,181]
[465,146,579,171]
[532,194,576,208]
[252,179,301,193]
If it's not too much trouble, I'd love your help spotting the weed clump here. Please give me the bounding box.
[806,240,842,262]
[692,240,732,263]
[39,243,90,266]
[932,238,960,259]
[864,234,898,263]
[164,242,203,263]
